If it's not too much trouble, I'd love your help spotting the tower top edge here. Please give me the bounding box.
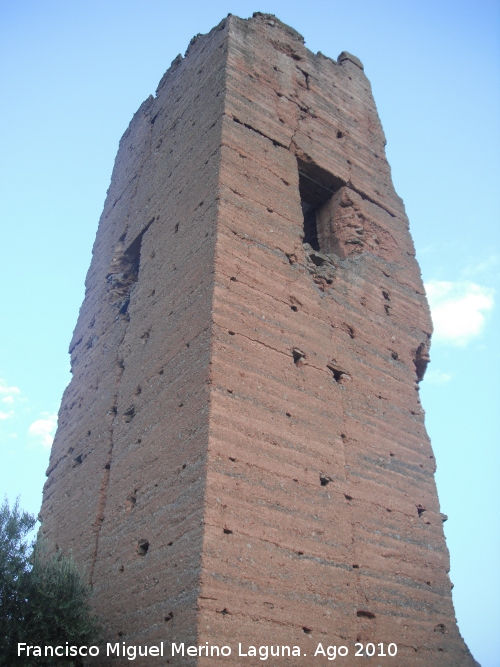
[154,12,364,97]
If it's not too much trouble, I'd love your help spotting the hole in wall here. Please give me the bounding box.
[356,610,375,619]
[165,612,174,622]
[298,157,344,251]
[137,539,149,556]
[434,623,447,634]
[292,348,306,366]
[302,626,312,634]
[123,406,135,423]
[327,363,349,383]
[127,492,137,510]
[319,474,332,486]
[223,528,233,535]
[345,325,355,339]
[308,251,326,267]
[73,454,83,467]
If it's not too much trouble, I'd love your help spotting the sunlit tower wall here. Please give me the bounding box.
[39,13,476,667]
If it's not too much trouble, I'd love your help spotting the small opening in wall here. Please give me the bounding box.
[123,406,135,423]
[137,539,149,556]
[292,348,306,366]
[297,158,344,251]
[327,363,348,383]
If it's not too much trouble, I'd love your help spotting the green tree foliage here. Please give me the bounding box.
[0,498,101,666]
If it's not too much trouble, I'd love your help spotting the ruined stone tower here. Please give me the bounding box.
[40,13,476,666]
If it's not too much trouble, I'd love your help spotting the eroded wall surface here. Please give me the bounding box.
[39,19,228,658]
[201,14,475,667]
[40,12,476,667]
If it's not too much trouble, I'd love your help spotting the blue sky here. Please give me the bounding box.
[0,1,498,664]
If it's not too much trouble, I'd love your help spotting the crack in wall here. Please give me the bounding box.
[231,115,288,148]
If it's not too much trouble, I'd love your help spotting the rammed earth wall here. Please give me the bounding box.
[40,13,477,667]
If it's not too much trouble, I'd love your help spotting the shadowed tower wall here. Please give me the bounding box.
[39,13,476,667]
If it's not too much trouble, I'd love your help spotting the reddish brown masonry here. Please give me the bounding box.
[40,13,476,667]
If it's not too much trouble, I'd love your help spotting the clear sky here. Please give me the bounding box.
[1,1,498,664]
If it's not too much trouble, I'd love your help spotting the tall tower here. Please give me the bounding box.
[40,13,476,666]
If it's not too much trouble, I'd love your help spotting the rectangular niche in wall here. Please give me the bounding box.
[297,157,344,251]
